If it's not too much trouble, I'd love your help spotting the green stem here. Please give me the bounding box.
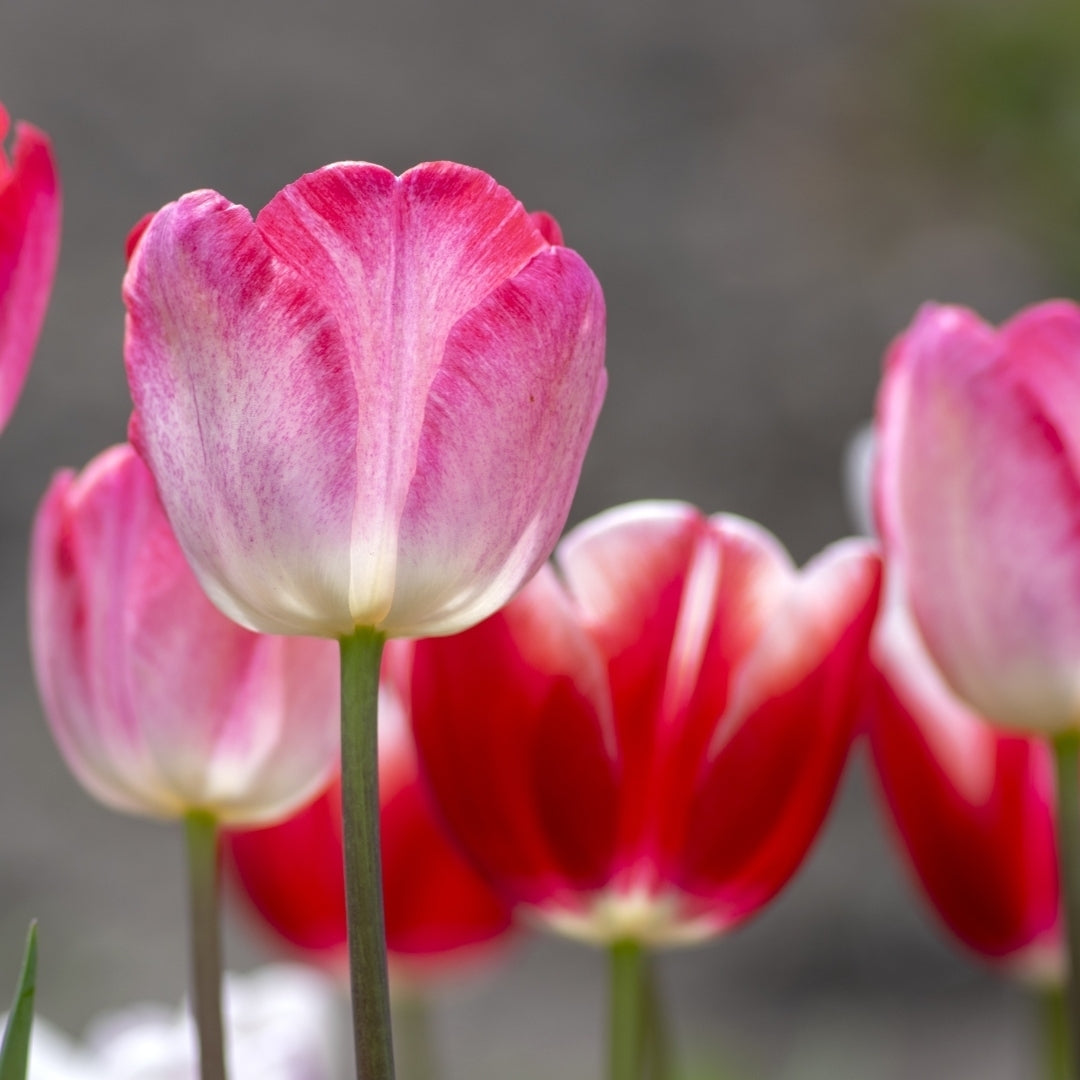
[340,628,394,1080]
[642,954,672,1080]
[392,988,436,1080]
[1053,731,1080,1080]
[1046,983,1071,1080]
[185,810,227,1080]
[610,939,646,1080]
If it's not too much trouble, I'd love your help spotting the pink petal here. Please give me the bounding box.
[877,302,1080,731]
[0,115,61,433]
[124,191,360,636]
[386,246,606,636]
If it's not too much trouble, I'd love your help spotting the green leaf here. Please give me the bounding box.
[0,922,38,1080]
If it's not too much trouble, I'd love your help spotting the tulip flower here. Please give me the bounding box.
[225,643,513,976]
[122,163,606,642]
[29,443,340,1080]
[0,101,60,434]
[874,299,1080,1076]
[29,443,340,824]
[123,161,605,1080]
[867,580,1062,974]
[409,501,880,1076]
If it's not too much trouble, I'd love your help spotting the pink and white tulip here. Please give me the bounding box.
[875,301,1080,734]
[0,101,61,434]
[411,501,881,945]
[29,444,339,824]
[123,162,606,639]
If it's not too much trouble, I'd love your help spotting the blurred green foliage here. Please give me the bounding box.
[908,0,1080,283]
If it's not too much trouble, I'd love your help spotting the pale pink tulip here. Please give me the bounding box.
[0,101,61,433]
[876,300,1080,734]
[123,163,606,639]
[29,444,340,824]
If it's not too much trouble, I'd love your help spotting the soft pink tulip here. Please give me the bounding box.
[867,575,1062,976]
[411,501,881,945]
[876,301,1080,734]
[123,163,606,639]
[0,101,61,433]
[29,444,340,824]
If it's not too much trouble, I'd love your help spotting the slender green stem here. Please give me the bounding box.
[1053,731,1080,1080]
[340,628,394,1080]
[641,954,672,1080]
[1046,983,1071,1080]
[610,939,646,1080]
[392,987,436,1080]
[185,810,226,1080]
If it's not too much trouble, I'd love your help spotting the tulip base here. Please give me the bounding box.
[1053,731,1080,1080]
[185,810,226,1080]
[340,627,394,1080]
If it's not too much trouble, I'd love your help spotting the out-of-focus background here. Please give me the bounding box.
[0,0,1071,1076]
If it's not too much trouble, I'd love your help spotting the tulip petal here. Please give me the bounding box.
[124,192,360,636]
[673,540,880,927]
[877,303,1080,731]
[410,566,618,907]
[387,246,606,636]
[257,161,550,629]
[869,591,1060,961]
[0,116,60,433]
[555,504,795,876]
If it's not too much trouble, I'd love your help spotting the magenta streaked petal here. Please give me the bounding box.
[0,110,61,433]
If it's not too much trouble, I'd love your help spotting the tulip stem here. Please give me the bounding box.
[1046,983,1071,1080]
[340,627,394,1080]
[610,939,647,1080]
[1053,730,1080,1080]
[185,809,227,1080]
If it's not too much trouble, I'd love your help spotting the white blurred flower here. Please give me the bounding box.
[7,965,342,1080]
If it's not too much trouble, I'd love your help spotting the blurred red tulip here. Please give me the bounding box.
[410,501,881,945]
[0,100,60,434]
[867,579,1062,977]
[225,642,514,977]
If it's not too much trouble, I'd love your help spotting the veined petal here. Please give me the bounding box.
[385,246,606,636]
[124,191,359,637]
[257,161,549,628]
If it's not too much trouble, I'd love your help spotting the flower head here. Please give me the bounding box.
[123,162,606,639]
[29,444,340,824]
[410,501,881,945]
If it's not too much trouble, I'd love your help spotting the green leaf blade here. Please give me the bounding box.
[0,922,38,1080]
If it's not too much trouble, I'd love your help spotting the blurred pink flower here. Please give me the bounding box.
[876,301,1080,734]
[29,444,339,824]
[123,163,606,639]
[0,101,60,433]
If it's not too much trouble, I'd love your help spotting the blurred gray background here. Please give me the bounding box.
[0,0,1067,1076]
